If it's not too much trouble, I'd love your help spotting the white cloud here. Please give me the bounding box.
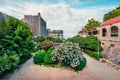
[0,1,118,38]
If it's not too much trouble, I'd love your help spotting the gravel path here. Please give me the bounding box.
[1,53,120,80]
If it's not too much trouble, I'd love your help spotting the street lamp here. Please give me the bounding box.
[98,39,100,60]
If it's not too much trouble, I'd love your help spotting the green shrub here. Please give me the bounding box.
[67,35,103,51]
[9,54,20,67]
[19,49,32,64]
[48,47,55,51]
[0,17,34,76]
[74,58,87,71]
[0,54,20,75]
[52,42,86,71]
[1,17,35,64]
[40,39,53,50]
[46,37,63,43]
[44,50,55,64]
[85,50,103,60]
[33,50,46,64]
[0,54,10,75]
[35,36,45,42]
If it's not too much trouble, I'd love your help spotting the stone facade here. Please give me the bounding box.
[0,12,10,21]
[98,16,120,65]
[23,13,47,37]
[47,29,63,39]
[78,16,120,65]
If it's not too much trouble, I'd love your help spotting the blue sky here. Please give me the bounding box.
[0,0,119,38]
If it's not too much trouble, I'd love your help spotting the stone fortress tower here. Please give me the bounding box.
[23,13,47,37]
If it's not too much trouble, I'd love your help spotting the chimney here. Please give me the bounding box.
[38,12,41,17]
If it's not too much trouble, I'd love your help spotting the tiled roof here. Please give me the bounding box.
[80,28,97,32]
[101,16,120,26]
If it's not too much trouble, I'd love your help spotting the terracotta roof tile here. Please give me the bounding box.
[101,16,120,26]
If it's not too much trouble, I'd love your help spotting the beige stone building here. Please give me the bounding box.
[78,28,98,37]
[98,16,120,65]
[78,16,120,65]
[23,13,47,37]
[47,29,63,39]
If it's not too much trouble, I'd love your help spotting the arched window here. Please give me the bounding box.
[111,26,118,37]
[102,28,107,37]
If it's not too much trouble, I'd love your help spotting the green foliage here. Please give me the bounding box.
[0,54,19,75]
[74,58,87,71]
[103,6,120,21]
[9,54,20,67]
[35,36,45,42]
[33,50,46,64]
[85,50,103,60]
[44,50,55,64]
[67,35,86,47]
[0,17,34,76]
[0,18,8,40]
[85,36,102,51]
[20,49,32,63]
[2,17,34,62]
[33,49,56,66]
[48,47,55,51]
[0,54,10,75]
[52,42,86,71]
[84,18,100,29]
[46,37,63,43]
[67,35,102,51]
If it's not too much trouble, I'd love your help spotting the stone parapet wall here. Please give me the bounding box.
[101,40,120,66]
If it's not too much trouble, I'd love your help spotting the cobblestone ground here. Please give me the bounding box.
[1,53,120,80]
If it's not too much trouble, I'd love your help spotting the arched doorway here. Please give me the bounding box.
[102,28,107,37]
[111,26,118,37]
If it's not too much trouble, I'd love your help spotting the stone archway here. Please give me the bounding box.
[102,28,107,37]
[111,26,118,37]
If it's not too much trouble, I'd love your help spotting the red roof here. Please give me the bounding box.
[101,16,120,26]
[80,28,97,32]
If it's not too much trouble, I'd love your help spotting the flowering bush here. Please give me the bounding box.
[52,42,86,70]
[39,39,53,50]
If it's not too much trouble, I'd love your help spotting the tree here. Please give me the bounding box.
[84,18,100,29]
[67,35,86,47]
[0,18,8,41]
[67,35,102,51]
[2,17,35,63]
[84,36,102,51]
[103,6,120,21]
[35,36,45,42]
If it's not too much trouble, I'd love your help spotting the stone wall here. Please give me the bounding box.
[101,40,120,65]
[97,22,120,65]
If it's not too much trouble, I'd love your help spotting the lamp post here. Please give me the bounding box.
[98,39,100,60]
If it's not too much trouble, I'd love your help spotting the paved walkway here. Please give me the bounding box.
[84,53,120,80]
[1,54,120,80]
